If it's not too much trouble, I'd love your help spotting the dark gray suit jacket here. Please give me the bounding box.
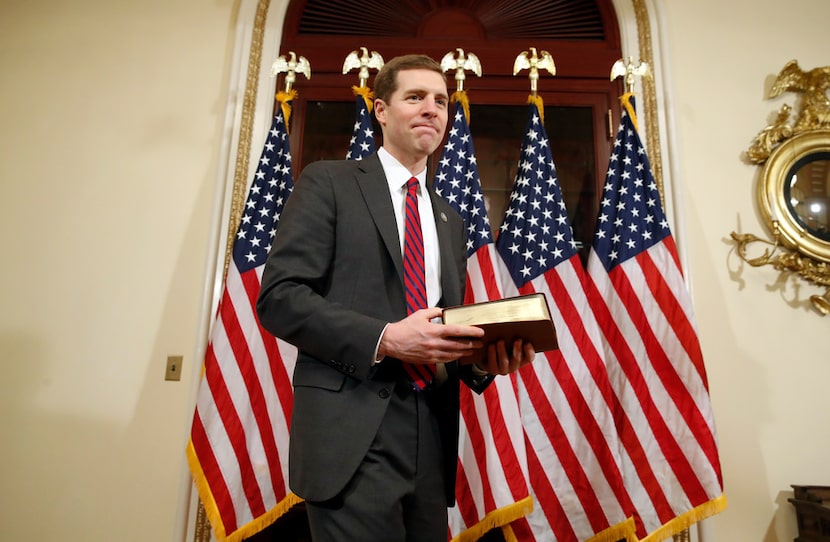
[256,153,492,506]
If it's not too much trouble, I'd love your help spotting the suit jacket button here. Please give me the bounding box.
[378,388,390,399]
[347,365,356,374]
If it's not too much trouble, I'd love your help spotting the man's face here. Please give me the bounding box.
[375,68,449,164]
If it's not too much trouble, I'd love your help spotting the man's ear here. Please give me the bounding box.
[374,99,386,126]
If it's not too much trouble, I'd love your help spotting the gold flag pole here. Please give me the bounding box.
[269,51,311,132]
[513,47,556,121]
[440,48,482,122]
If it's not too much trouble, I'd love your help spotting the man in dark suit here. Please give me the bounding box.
[256,54,535,542]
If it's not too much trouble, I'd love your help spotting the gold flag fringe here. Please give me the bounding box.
[352,85,374,112]
[641,494,728,542]
[586,517,638,542]
[527,94,545,124]
[186,438,305,541]
[451,90,471,124]
[226,492,304,542]
[276,89,297,134]
[450,495,534,542]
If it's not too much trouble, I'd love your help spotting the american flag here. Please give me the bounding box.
[433,96,533,541]
[585,95,725,539]
[345,92,375,160]
[494,100,636,541]
[187,101,300,542]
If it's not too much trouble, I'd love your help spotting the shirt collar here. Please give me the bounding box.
[378,147,426,192]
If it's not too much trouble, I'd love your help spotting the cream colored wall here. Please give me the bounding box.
[659,1,830,541]
[0,1,235,540]
[1,1,828,541]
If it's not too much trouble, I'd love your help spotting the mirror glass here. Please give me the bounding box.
[784,151,830,242]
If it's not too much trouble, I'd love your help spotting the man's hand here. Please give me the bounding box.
[378,308,485,365]
[476,339,536,375]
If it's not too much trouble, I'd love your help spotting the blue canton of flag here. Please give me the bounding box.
[346,95,375,160]
[433,102,491,254]
[233,109,294,273]
[592,97,670,272]
[495,103,578,288]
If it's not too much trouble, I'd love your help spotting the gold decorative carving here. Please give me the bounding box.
[733,60,830,316]
[747,60,830,163]
[746,104,793,164]
[632,0,663,200]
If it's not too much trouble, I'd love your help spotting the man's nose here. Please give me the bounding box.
[421,97,439,116]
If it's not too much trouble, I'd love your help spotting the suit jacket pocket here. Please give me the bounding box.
[292,356,347,392]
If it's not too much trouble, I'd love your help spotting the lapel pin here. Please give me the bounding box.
[440,212,448,222]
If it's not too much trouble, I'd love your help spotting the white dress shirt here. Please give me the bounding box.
[377,147,442,307]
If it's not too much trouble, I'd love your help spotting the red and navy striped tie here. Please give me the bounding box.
[403,177,434,390]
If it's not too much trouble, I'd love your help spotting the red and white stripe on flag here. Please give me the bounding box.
[586,240,725,538]
[449,245,533,541]
[493,99,636,542]
[433,97,534,541]
[187,104,301,542]
[187,265,299,541]
[585,95,725,539]
[498,256,637,542]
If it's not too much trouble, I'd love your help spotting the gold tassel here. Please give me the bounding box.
[352,85,374,113]
[451,90,471,124]
[275,89,298,134]
[527,94,545,124]
[620,92,638,132]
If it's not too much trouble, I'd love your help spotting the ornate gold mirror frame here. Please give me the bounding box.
[732,60,830,315]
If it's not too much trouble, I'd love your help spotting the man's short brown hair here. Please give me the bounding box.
[373,54,445,104]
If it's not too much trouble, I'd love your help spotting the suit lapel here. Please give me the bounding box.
[429,189,462,308]
[355,154,406,283]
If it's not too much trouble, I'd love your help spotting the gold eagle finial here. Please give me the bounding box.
[513,47,556,95]
[610,56,650,94]
[270,51,312,93]
[440,48,482,93]
[342,47,384,88]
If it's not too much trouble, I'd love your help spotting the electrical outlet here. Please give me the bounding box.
[165,355,183,381]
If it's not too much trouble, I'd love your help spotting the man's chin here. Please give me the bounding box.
[415,135,443,154]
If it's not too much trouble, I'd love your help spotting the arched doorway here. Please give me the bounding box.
[278,0,624,260]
